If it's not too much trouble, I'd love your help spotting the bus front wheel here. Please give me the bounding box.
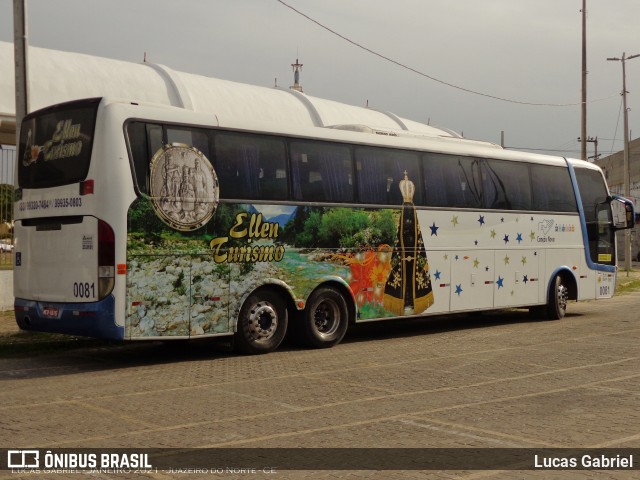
[300,286,349,348]
[546,275,569,320]
[235,289,288,355]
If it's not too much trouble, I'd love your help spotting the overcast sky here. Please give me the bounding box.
[1,0,640,159]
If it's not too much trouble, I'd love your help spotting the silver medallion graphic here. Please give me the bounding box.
[149,143,219,231]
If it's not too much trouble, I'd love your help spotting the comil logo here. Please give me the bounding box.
[7,450,39,468]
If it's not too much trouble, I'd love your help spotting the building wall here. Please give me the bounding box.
[596,138,640,261]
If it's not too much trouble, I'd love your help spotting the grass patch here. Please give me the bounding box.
[616,275,640,295]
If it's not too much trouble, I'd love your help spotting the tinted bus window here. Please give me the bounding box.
[356,148,422,205]
[18,98,100,188]
[423,154,482,208]
[531,164,577,212]
[290,141,353,202]
[482,159,532,210]
[215,133,288,200]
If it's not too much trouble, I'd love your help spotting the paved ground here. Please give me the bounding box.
[0,276,639,479]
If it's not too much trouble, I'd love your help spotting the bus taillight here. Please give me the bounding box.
[98,219,115,298]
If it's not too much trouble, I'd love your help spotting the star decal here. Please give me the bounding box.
[443,254,449,260]
[521,256,527,266]
[516,233,523,244]
[503,234,510,244]
[478,215,485,226]
[501,217,505,223]
[490,229,497,239]
[496,276,504,289]
[504,255,510,265]
[473,258,480,268]
[430,222,439,236]
[455,284,463,296]
[454,255,459,261]
[530,231,536,241]
[474,240,479,246]
[434,270,442,280]
[451,215,459,227]
[523,274,529,284]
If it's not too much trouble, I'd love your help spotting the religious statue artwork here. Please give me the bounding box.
[383,171,434,315]
[149,144,219,231]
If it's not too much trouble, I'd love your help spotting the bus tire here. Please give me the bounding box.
[545,274,569,320]
[300,286,349,348]
[235,289,288,355]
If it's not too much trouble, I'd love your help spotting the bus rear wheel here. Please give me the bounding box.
[235,289,288,355]
[545,274,569,320]
[300,286,349,348]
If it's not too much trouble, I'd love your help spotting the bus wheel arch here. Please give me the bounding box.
[234,286,290,355]
[545,269,576,320]
[299,282,354,349]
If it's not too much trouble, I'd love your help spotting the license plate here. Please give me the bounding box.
[42,306,59,318]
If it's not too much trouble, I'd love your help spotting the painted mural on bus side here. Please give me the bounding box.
[125,173,434,338]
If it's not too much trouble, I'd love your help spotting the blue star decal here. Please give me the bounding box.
[454,255,459,261]
[455,284,463,296]
[501,217,505,223]
[516,233,523,244]
[496,276,504,288]
[503,234,509,244]
[523,275,529,284]
[434,270,442,280]
[478,215,485,226]
[430,222,439,236]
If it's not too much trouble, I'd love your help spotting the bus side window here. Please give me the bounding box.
[290,141,353,203]
[356,147,421,205]
[531,165,577,212]
[482,159,532,210]
[126,121,163,194]
[424,155,482,209]
[214,133,287,200]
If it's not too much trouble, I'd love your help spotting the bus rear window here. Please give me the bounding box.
[18,98,100,188]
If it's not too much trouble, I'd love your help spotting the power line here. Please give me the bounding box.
[276,0,618,107]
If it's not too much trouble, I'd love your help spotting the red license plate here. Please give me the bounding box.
[42,306,59,317]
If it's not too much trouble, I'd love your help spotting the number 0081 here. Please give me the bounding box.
[73,282,96,298]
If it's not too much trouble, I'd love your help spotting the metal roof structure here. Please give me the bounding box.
[0,40,459,146]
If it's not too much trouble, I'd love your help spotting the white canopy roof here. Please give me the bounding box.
[0,40,457,145]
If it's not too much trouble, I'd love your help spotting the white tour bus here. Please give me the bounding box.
[14,92,635,354]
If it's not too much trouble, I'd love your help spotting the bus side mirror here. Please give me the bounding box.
[610,195,635,230]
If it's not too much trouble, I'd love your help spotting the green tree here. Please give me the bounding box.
[318,208,370,249]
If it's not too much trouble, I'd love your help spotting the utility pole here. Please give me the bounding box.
[608,52,640,274]
[577,136,599,161]
[581,0,587,160]
[13,0,29,137]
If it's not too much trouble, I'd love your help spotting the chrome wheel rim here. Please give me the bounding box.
[247,301,278,342]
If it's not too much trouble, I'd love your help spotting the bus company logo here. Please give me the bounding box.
[538,219,554,235]
[22,119,84,166]
[149,144,219,232]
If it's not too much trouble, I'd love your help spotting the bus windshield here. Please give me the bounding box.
[18,98,100,189]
